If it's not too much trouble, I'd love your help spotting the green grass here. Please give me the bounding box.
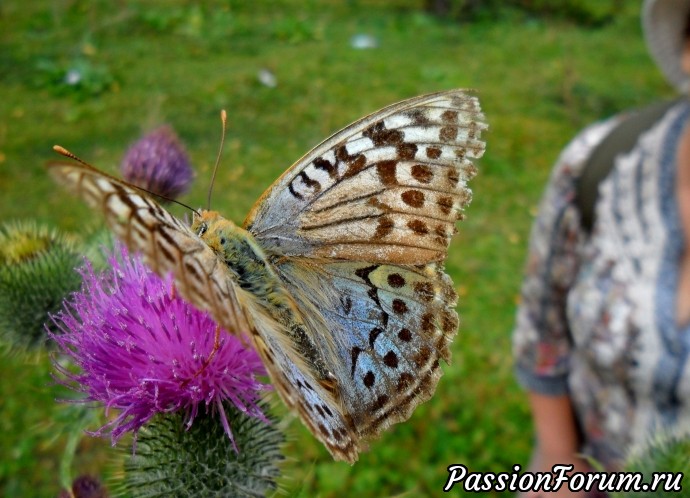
[0,1,673,496]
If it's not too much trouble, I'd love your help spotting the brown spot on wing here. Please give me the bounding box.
[440,126,458,142]
[414,346,431,368]
[441,110,458,123]
[411,164,433,183]
[468,120,478,139]
[441,309,459,333]
[374,216,395,238]
[421,313,434,333]
[398,328,412,342]
[397,143,417,160]
[387,273,405,288]
[351,346,362,377]
[363,371,375,388]
[397,372,413,392]
[313,157,337,178]
[414,281,435,302]
[344,154,367,178]
[336,144,355,162]
[437,196,454,215]
[364,121,404,146]
[447,168,460,187]
[368,196,392,212]
[383,351,399,368]
[401,189,425,208]
[407,219,428,235]
[425,147,442,159]
[372,394,389,411]
[408,109,430,125]
[376,160,398,186]
[297,171,321,192]
[392,299,408,315]
[368,327,383,348]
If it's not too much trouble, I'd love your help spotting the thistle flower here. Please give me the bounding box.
[50,245,270,448]
[0,221,82,351]
[120,125,194,199]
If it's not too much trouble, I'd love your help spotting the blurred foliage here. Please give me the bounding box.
[33,56,116,100]
[0,0,671,496]
[426,0,625,26]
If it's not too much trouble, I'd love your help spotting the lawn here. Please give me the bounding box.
[0,1,672,496]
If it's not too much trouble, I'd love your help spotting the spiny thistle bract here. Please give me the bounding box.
[114,402,284,498]
[0,220,82,351]
[618,428,690,497]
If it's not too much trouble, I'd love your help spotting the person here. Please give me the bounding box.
[513,1,690,496]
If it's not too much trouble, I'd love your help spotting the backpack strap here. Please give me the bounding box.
[576,99,681,234]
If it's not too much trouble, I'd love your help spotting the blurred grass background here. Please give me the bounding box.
[0,0,674,496]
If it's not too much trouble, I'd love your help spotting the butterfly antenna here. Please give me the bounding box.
[158,195,201,218]
[53,145,93,167]
[206,109,227,210]
[53,145,201,217]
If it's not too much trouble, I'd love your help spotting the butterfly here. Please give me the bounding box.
[49,90,486,463]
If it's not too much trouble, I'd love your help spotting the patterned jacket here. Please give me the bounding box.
[513,101,690,469]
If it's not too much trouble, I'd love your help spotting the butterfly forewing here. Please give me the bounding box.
[245,90,486,265]
[48,163,249,334]
[245,311,360,462]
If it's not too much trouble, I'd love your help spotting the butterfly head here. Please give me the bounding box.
[191,210,257,264]
[192,210,236,246]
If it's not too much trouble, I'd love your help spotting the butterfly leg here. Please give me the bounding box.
[181,324,222,386]
[203,323,222,368]
[197,323,222,374]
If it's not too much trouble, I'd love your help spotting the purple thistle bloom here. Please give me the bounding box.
[120,125,194,200]
[50,245,270,450]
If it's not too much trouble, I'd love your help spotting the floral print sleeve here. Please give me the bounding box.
[513,117,619,395]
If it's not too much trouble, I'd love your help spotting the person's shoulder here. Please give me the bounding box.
[558,115,622,167]
[563,99,686,166]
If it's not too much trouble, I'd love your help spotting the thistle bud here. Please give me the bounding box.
[120,126,194,200]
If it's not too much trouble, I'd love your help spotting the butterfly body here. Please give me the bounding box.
[50,90,487,463]
[192,209,338,391]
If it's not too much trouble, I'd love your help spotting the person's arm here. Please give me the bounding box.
[518,393,589,497]
[529,393,580,464]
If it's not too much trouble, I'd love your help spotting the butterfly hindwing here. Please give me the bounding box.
[271,257,458,440]
[245,90,486,265]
